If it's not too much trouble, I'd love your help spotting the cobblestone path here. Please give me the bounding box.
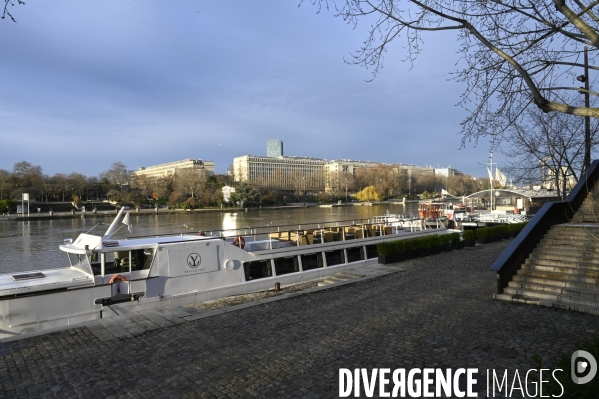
[1,240,598,398]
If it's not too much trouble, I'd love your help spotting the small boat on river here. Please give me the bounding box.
[0,208,448,338]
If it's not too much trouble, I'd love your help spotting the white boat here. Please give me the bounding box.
[0,208,448,338]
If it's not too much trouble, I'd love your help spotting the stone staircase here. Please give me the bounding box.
[495,186,599,315]
[572,183,599,223]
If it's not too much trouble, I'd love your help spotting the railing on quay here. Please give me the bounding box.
[491,159,599,294]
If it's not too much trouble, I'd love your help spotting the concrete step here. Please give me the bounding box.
[517,269,599,285]
[529,251,599,264]
[541,232,593,239]
[545,229,599,237]
[513,274,598,291]
[508,280,599,299]
[523,260,599,274]
[503,286,599,305]
[495,293,599,316]
[540,237,596,246]
[503,286,559,301]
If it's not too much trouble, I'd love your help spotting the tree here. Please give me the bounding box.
[305,1,599,152]
[234,182,261,207]
[175,169,207,198]
[2,0,24,22]
[100,162,130,190]
[154,175,175,201]
[11,161,44,200]
[447,174,480,196]
[131,174,156,199]
[68,172,87,201]
[503,107,597,198]
[0,169,10,199]
[49,173,70,201]
[355,185,382,201]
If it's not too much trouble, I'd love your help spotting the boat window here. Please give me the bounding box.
[346,247,365,263]
[67,253,82,267]
[142,249,155,270]
[300,253,323,271]
[325,249,345,266]
[243,260,273,281]
[365,245,378,259]
[104,251,126,275]
[130,249,154,271]
[274,256,299,275]
[67,253,93,276]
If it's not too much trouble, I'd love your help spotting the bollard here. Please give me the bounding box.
[274,282,280,291]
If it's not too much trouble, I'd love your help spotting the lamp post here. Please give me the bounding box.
[407,180,411,198]
[302,177,306,206]
[345,178,348,203]
[578,46,591,172]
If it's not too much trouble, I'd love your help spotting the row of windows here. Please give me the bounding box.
[243,245,378,281]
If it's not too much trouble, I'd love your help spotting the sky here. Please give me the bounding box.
[0,1,505,178]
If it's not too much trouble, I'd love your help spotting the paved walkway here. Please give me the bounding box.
[1,241,598,398]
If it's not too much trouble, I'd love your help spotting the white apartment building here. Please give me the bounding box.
[233,155,326,190]
[132,159,215,179]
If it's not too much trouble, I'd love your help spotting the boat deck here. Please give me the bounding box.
[0,268,93,297]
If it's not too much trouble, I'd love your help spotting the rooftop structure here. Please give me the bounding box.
[267,139,283,158]
[132,159,215,180]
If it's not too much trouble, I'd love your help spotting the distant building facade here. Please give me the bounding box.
[325,159,380,192]
[267,139,284,158]
[132,159,215,179]
[233,155,326,190]
[433,167,464,177]
[325,160,435,193]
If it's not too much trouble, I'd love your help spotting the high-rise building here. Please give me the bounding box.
[267,139,283,158]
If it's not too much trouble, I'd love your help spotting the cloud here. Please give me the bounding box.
[0,0,502,177]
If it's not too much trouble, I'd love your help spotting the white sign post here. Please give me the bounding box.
[22,193,30,217]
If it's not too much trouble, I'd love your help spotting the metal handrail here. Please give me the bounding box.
[120,217,413,241]
[491,159,599,294]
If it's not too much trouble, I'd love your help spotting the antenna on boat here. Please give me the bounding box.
[84,223,103,235]
[103,207,127,240]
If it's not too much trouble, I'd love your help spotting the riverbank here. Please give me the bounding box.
[0,199,420,221]
[0,240,597,397]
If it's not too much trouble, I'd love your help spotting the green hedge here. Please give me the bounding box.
[449,232,461,244]
[476,222,528,239]
[438,234,451,246]
[377,228,493,255]
[476,227,492,238]
[427,235,440,248]
[377,240,406,255]
[509,222,528,233]
[462,230,476,241]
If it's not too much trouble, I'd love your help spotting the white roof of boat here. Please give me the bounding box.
[0,268,93,296]
[102,234,216,249]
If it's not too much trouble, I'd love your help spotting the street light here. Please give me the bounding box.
[302,177,306,206]
[407,180,411,198]
[345,178,348,203]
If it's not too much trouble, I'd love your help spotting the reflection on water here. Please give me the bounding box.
[221,212,238,235]
[0,203,419,274]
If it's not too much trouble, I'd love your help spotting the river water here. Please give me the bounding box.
[0,203,420,274]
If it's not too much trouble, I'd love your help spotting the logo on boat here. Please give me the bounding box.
[187,253,201,269]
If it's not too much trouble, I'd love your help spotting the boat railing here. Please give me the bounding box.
[119,215,440,248]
